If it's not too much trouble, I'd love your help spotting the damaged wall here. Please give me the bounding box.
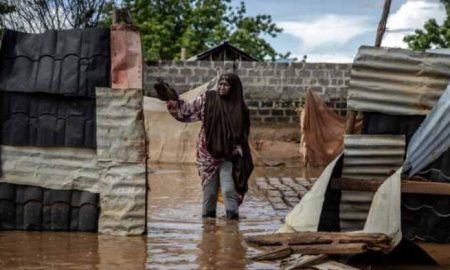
[0,27,147,235]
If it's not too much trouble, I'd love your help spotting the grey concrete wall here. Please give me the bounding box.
[145,61,351,123]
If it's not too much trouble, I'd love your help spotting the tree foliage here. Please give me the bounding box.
[123,0,289,61]
[0,0,110,33]
[404,0,450,50]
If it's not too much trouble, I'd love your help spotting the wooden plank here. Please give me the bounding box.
[402,180,450,196]
[331,178,450,195]
[345,111,357,134]
[249,246,292,261]
[245,232,391,246]
[290,243,367,255]
[331,178,383,192]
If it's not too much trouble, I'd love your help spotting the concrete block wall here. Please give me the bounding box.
[145,61,351,123]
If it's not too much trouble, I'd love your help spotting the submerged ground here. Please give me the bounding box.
[0,164,300,269]
[0,163,449,269]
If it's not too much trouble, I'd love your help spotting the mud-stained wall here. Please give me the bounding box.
[144,61,351,123]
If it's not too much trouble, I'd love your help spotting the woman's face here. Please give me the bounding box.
[218,79,231,97]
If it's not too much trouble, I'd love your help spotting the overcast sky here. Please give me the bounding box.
[231,0,446,62]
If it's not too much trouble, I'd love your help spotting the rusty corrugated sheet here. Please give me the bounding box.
[0,145,99,193]
[111,25,143,89]
[348,46,450,115]
[96,87,146,235]
[340,135,405,231]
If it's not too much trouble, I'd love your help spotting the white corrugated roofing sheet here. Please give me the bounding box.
[404,83,450,176]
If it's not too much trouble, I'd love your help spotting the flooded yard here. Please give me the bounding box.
[1,163,450,269]
[0,164,300,269]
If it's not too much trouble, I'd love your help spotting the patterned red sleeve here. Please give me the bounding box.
[166,94,205,123]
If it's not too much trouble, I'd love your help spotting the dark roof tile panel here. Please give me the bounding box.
[1,92,96,148]
[0,183,99,232]
[0,29,111,97]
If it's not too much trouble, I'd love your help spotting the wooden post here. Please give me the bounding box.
[345,111,356,134]
[375,0,392,47]
[345,0,392,134]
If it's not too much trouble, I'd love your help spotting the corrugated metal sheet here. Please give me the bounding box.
[363,111,450,242]
[340,135,405,231]
[98,161,146,235]
[343,135,405,179]
[347,46,450,115]
[0,145,99,193]
[0,182,99,232]
[1,92,96,148]
[0,29,110,97]
[339,191,373,232]
[96,88,146,163]
[111,25,143,89]
[96,88,146,235]
[404,83,450,176]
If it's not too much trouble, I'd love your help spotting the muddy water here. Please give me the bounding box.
[0,164,295,270]
[1,163,450,269]
[147,164,289,269]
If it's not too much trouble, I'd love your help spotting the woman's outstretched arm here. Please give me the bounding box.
[166,93,205,123]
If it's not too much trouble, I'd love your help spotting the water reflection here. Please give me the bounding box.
[196,219,247,269]
[0,231,146,270]
[147,163,281,269]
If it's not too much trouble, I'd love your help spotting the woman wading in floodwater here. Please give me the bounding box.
[154,73,253,219]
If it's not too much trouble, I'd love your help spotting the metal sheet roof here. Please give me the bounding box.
[347,46,450,115]
[404,83,450,176]
[340,135,405,232]
[343,135,405,179]
[187,41,258,61]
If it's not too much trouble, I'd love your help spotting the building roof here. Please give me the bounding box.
[187,41,258,61]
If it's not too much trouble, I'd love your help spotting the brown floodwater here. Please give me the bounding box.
[1,163,450,269]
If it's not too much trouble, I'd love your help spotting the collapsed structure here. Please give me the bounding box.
[0,24,147,235]
[248,46,450,267]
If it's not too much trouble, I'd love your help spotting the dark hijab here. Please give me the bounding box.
[204,73,253,199]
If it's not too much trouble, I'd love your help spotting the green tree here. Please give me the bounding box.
[404,0,450,50]
[123,0,289,61]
